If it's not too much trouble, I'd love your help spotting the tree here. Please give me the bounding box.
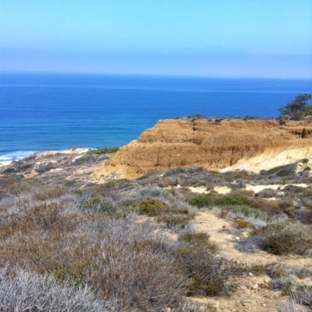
[278,94,312,120]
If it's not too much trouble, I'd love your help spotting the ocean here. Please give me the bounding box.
[1,72,311,162]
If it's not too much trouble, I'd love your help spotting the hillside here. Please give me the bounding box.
[96,118,312,179]
[1,147,312,311]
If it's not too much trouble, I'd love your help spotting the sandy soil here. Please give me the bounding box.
[245,183,308,193]
[190,210,312,312]
[178,183,308,196]
[175,185,232,194]
[222,147,312,174]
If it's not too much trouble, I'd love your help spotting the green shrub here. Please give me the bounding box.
[156,214,194,229]
[188,195,255,209]
[188,195,215,208]
[82,197,116,215]
[276,168,295,177]
[87,147,119,155]
[215,196,255,207]
[232,218,251,229]
[130,197,169,216]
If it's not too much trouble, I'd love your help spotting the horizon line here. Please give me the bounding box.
[1,70,312,81]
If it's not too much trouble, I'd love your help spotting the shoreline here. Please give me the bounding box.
[0,148,93,165]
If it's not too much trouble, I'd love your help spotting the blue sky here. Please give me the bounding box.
[1,0,312,78]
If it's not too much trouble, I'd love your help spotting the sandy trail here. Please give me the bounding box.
[194,210,276,265]
[191,210,312,312]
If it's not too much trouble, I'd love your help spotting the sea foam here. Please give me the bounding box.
[0,151,36,163]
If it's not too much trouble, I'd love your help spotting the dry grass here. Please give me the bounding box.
[176,232,238,296]
[0,179,242,310]
[0,267,117,312]
[277,300,307,312]
[238,223,312,255]
[0,196,190,311]
[2,151,312,311]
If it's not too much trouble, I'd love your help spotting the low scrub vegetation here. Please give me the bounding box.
[0,268,117,312]
[1,152,312,311]
[176,232,238,296]
[0,201,188,311]
[130,197,169,216]
[156,214,195,229]
[0,178,233,311]
[87,146,120,155]
[238,223,312,255]
[188,194,255,209]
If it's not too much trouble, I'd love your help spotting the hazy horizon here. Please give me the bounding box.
[2,70,312,81]
[1,1,312,79]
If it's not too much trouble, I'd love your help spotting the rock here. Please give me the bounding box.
[296,157,312,177]
[96,118,312,179]
[241,300,252,306]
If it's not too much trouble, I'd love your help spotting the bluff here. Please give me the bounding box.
[95,118,312,179]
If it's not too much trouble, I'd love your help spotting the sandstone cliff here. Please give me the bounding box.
[95,118,312,179]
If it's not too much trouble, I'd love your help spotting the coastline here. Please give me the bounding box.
[0,148,92,165]
[2,75,311,163]
[0,151,38,164]
[0,161,12,167]
[0,147,110,185]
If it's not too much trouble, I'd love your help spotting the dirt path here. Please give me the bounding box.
[194,210,277,265]
[191,210,312,312]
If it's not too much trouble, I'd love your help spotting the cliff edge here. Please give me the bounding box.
[95,118,312,179]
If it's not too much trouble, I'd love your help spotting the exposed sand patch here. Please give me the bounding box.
[186,186,208,194]
[245,183,308,193]
[175,185,232,194]
[0,161,12,167]
[175,185,208,194]
[222,146,312,174]
[36,148,91,158]
[193,210,276,265]
[191,210,312,311]
[194,210,312,267]
[214,185,232,194]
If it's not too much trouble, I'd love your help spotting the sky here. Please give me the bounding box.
[1,0,312,79]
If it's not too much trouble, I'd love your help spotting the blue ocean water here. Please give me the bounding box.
[1,72,311,162]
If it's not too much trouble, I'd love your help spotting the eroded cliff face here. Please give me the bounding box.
[95,118,312,179]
